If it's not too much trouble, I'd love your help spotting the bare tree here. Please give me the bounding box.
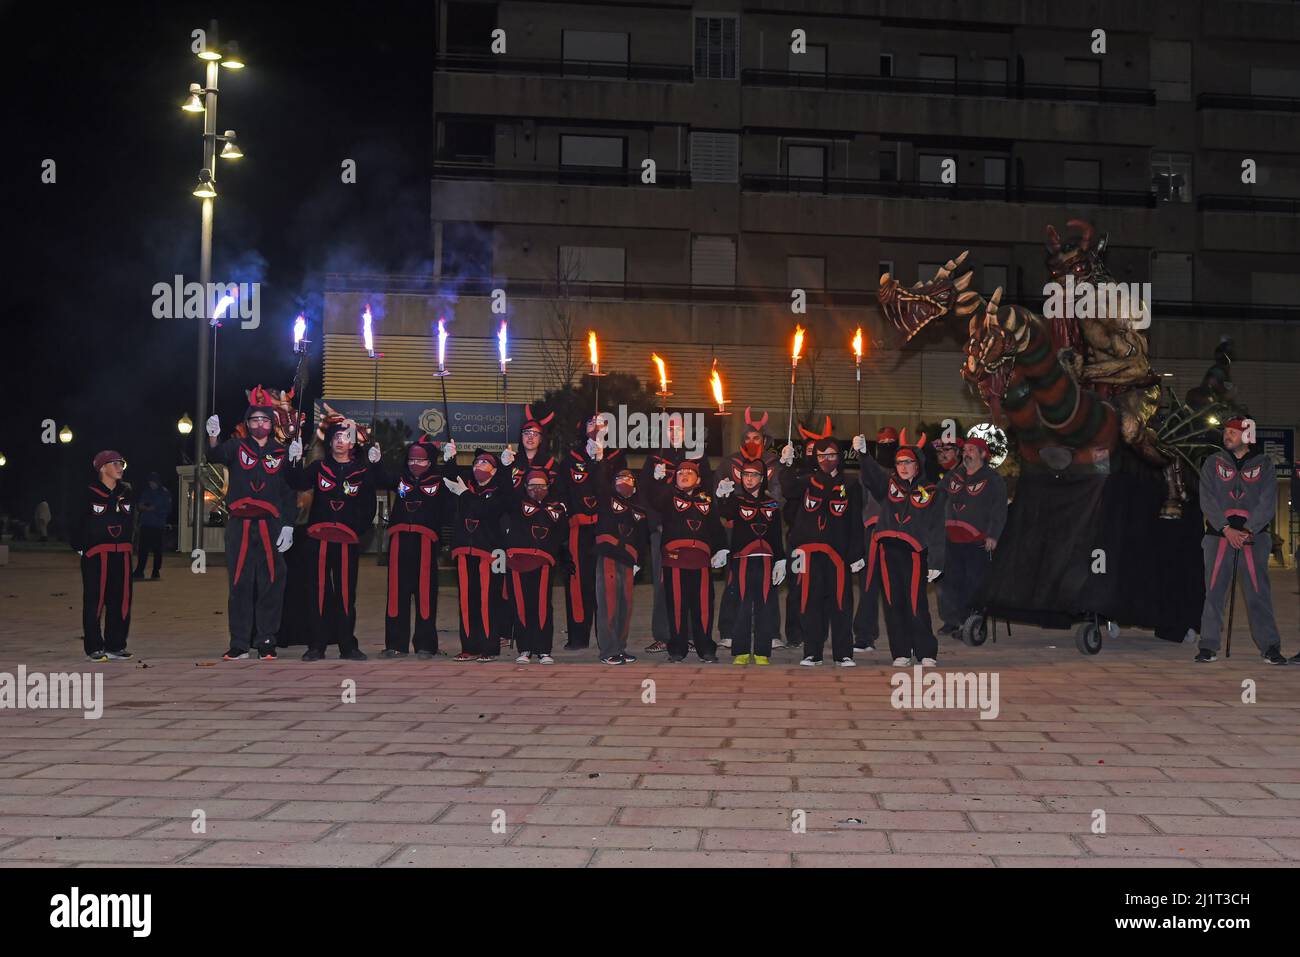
[796,342,826,428]
[537,248,583,386]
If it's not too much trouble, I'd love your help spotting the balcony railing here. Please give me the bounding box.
[1198,194,1300,214]
[742,69,1157,105]
[436,52,692,83]
[741,174,1158,208]
[433,162,692,188]
[1197,92,1300,113]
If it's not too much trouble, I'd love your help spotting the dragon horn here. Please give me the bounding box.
[1046,225,1062,254]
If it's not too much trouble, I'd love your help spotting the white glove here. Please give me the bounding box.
[443,476,468,496]
[779,443,795,466]
[367,444,381,464]
[585,438,605,461]
[710,549,729,569]
[850,558,865,573]
[715,478,735,498]
[500,446,515,466]
[442,440,456,462]
[852,434,867,454]
[76,550,83,557]
[771,559,786,586]
[653,462,666,481]
[276,527,294,553]
[287,438,303,463]
[205,415,221,438]
[927,568,941,582]
[633,565,640,577]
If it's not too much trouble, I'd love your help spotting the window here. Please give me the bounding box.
[1250,67,1300,97]
[984,157,1007,187]
[691,235,736,286]
[787,144,827,184]
[694,16,738,79]
[445,1,496,54]
[1150,252,1193,302]
[983,58,1008,84]
[918,262,942,283]
[879,143,900,182]
[880,54,894,77]
[787,256,825,290]
[1151,40,1191,102]
[1251,272,1300,305]
[562,30,629,67]
[789,43,827,75]
[441,222,494,280]
[919,55,956,81]
[441,120,493,162]
[690,132,739,183]
[1150,152,1192,203]
[559,246,625,283]
[984,265,1009,293]
[918,154,950,184]
[1064,58,1101,89]
[1065,159,1101,193]
[560,134,625,168]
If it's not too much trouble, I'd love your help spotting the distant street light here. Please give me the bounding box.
[0,453,7,467]
[58,425,73,444]
[177,414,194,435]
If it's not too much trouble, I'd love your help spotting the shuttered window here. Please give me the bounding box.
[692,235,736,286]
[1151,252,1193,302]
[690,132,739,183]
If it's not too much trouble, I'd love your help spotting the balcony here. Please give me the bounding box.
[1197,95,1300,152]
[1197,93,1300,113]
[436,53,692,83]
[1199,193,1300,253]
[742,174,1157,208]
[433,161,691,189]
[744,69,1156,105]
[1198,194,1300,214]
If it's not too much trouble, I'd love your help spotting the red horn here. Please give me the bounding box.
[1067,218,1095,251]
[916,432,928,448]
[1046,225,1062,255]
[539,411,555,426]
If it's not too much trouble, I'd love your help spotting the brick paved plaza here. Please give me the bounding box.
[1,549,1299,868]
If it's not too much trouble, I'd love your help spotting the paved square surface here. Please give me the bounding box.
[1,550,1298,867]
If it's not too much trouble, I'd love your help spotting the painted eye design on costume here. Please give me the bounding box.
[239,447,258,469]
[739,506,756,520]
[343,480,361,496]
[1216,461,1236,482]
[398,480,411,497]
[317,475,336,492]
[965,480,987,496]
[803,494,822,512]
[263,454,283,473]
[546,505,564,522]
[829,499,847,515]
[1241,465,1262,483]
[911,486,933,507]
[421,483,439,496]
[674,497,691,511]
[695,500,710,515]
[887,480,906,503]
[92,504,106,514]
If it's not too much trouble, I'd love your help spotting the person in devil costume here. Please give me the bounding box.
[503,467,571,664]
[640,414,712,654]
[376,434,452,659]
[644,457,727,662]
[72,451,136,661]
[781,418,837,653]
[852,429,946,667]
[937,438,1007,637]
[1194,418,1289,665]
[779,422,865,667]
[853,426,898,652]
[716,408,780,650]
[559,413,624,650]
[510,404,558,488]
[715,460,785,664]
[206,386,300,661]
[286,416,386,661]
[441,442,513,661]
[593,464,650,665]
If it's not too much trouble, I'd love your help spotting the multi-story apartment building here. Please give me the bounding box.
[320,0,1300,546]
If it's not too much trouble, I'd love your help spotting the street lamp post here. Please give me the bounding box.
[183,21,245,556]
[57,425,73,541]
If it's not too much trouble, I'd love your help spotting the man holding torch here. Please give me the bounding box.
[559,413,624,651]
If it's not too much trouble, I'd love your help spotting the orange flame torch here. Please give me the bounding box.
[710,359,730,416]
[852,327,864,434]
[651,353,671,410]
[786,325,806,443]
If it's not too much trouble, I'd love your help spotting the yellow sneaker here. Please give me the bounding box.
[753,656,770,666]
[733,654,752,665]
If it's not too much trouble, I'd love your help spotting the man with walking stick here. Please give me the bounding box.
[1193,417,1288,665]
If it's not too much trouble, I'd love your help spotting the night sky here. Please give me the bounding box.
[0,1,432,524]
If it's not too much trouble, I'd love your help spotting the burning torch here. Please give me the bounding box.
[362,303,380,435]
[434,317,453,442]
[290,314,310,440]
[651,352,672,412]
[498,319,511,447]
[852,327,864,435]
[786,325,805,444]
[209,292,235,409]
[587,331,605,415]
[710,359,730,416]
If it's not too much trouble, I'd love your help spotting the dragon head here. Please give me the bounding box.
[1046,219,1109,285]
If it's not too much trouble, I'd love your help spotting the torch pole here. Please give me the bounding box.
[439,374,453,442]
[856,362,862,436]
[786,360,798,446]
[370,353,380,436]
[502,372,509,447]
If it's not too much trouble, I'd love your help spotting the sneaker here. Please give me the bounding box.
[223,647,250,661]
[799,656,823,667]
[836,657,856,668]
[105,650,133,661]
[619,652,637,663]
[699,654,719,663]
[515,652,532,664]
[301,648,325,662]
[257,642,278,660]
[341,648,369,661]
[601,655,626,665]
[718,638,732,649]
[1194,648,1217,663]
[1290,650,1300,664]
[415,650,435,661]
[538,654,555,665]
[645,640,667,654]
[379,648,407,659]
[772,638,786,650]
[919,657,938,667]
[854,643,875,653]
[893,657,912,667]
[733,654,753,665]
[1263,647,1288,666]
[452,652,477,661]
[86,650,109,662]
[667,654,685,663]
[475,654,497,663]
[753,655,770,666]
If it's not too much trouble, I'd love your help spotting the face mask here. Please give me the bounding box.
[473,463,495,484]
[741,438,763,460]
[248,418,272,440]
[527,483,548,502]
[615,478,635,498]
[408,455,430,476]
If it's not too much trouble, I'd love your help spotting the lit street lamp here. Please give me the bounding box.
[177,414,194,435]
[181,20,247,554]
[58,425,73,444]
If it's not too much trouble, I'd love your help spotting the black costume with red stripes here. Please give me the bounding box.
[446,461,512,656]
[640,449,712,646]
[715,444,776,643]
[645,479,725,659]
[593,471,650,660]
[380,447,452,654]
[288,455,383,656]
[716,482,784,657]
[503,488,570,655]
[70,479,136,656]
[209,434,297,653]
[559,444,624,647]
[779,461,864,662]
